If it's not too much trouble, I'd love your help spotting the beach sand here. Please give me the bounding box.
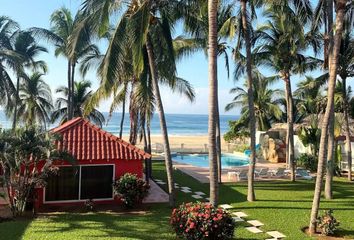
[122,135,230,152]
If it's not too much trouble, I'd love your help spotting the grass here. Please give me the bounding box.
[0,161,353,240]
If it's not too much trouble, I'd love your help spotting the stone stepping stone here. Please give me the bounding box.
[192,195,203,199]
[245,227,263,233]
[181,186,191,190]
[175,186,180,189]
[181,189,191,193]
[194,191,206,196]
[154,179,162,182]
[232,217,245,222]
[219,204,233,209]
[232,212,248,218]
[156,182,166,185]
[205,198,210,202]
[247,220,264,227]
[266,231,286,239]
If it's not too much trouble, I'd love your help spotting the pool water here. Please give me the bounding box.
[173,153,249,168]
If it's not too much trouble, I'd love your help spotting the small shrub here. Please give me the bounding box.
[113,173,150,208]
[170,202,235,240]
[84,199,95,211]
[297,154,317,172]
[232,144,249,153]
[317,210,340,236]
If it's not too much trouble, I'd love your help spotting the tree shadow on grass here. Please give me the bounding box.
[336,229,354,238]
[0,217,32,240]
[29,205,175,240]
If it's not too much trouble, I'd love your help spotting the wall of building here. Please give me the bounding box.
[36,159,144,208]
[337,141,354,171]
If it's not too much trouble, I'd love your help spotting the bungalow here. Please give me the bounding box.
[36,117,151,208]
[336,135,354,172]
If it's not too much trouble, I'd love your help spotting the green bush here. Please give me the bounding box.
[317,210,340,236]
[232,144,249,153]
[170,202,235,240]
[113,173,150,208]
[297,154,317,172]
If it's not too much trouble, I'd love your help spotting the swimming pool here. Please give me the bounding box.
[173,153,249,168]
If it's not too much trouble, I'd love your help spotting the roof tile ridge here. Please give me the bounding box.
[51,117,84,133]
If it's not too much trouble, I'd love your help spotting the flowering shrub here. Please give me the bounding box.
[84,199,95,211]
[170,202,235,240]
[113,173,150,208]
[317,210,340,236]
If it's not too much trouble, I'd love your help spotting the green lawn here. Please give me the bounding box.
[0,161,353,240]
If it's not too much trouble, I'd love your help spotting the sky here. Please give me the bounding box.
[0,0,353,115]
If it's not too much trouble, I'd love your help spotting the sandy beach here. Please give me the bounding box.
[122,135,230,152]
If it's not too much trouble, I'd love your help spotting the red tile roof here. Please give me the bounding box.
[52,117,151,161]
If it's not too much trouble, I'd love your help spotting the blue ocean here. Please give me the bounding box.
[0,111,238,136]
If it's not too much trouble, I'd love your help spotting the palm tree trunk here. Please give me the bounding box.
[342,77,352,181]
[67,61,72,120]
[325,107,335,199]
[12,76,20,130]
[147,119,152,154]
[142,123,150,182]
[216,107,222,183]
[309,0,346,234]
[284,76,296,182]
[147,119,152,179]
[129,83,138,145]
[324,0,335,200]
[241,0,257,201]
[70,62,76,119]
[323,0,329,70]
[146,36,175,207]
[208,0,219,206]
[119,93,126,139]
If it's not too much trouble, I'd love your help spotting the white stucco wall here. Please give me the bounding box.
[294,135,312,158]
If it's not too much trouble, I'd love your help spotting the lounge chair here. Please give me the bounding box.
[235,169,249,181]
[255,168,269,178]
[227,171,237,180]
[270,168,286,178]
[296,168,313,180]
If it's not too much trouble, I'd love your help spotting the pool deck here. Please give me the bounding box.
[172,161,287,183]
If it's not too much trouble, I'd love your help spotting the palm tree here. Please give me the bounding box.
[207,0,219,206]
[17,72,53,127]
[253,3,321,181]
[8,31,48,129]
[174,1,238,183]
[0,17,18,108]
[313,1,354,197]
[239,0,258,202]
[294,76,326,115]
[312,0,336,200]
[226,71,282,131]
[175,3,234,184]
[309,0,347,234]
[80,0,196,207]
[227,0,266,201]
[30,7,100,120]
[51,80,105,127]
[337,19,353,181]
